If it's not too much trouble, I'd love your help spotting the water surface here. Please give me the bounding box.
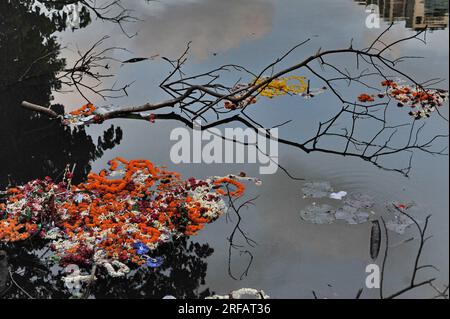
[1,0,448,298]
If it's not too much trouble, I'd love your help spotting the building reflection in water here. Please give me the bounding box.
[355,0,449,30]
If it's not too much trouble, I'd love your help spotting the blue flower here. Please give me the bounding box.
[146,256,164,268]
[133,242,149,255]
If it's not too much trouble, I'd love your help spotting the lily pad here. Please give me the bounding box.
[300,204,335,224]
[343,193,375,209]
[302,181,332,198]
[334,205,371,224]
[386,214,414,234]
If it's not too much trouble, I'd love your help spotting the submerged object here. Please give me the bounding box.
[370,220,381,260]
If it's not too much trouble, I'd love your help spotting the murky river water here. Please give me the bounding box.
[1,0,448,299]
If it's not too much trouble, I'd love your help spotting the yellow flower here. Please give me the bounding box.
[253,76,308,98]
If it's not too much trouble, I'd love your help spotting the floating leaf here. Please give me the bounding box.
[385,203,416,234]
[302,181,332,199]
[370,220,381,260]
[300,204,335,224]
[343,193,375,209]
[334,205,370,224]
[385,214,414,234]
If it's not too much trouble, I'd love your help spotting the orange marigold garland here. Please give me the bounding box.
[214,178,246,197]
[0,159,260,278]
[64,103,98,125]
[69,103,97,116]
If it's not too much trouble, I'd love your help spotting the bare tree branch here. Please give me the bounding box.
[20,25,449,177]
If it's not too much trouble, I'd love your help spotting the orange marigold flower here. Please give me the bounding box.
[214,178,245,197]
[69,103,96,116]
[358,94,375,103]
[381,80,397,87]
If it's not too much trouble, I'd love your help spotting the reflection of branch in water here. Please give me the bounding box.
[379,207,439,299]
[1,237,214,299]
[36,0,140,37]
[8,268,35,299]
[430,282,449,299]
[225,185,258,280]
[309,206,447,299]
[22,25,449,177]
[79,0,141,37]
[361,206,447,299]
[58,36,135,103]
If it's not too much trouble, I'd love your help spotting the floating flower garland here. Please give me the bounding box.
[254,75,309,99]
[69,103,97,117]
[64,103,98,125]
[358,80,448,119]
[0,158,259,278]
[223,76,327,110]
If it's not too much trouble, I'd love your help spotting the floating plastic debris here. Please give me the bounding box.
[302,181,347,200]
[329,191,347,200]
